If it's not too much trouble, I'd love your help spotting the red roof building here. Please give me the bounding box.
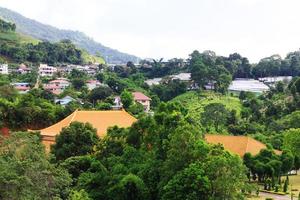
[132,92,151,112]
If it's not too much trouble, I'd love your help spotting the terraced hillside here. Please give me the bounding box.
[171,91,242,123]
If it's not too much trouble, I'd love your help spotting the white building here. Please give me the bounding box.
[0,64,8,74]
[39,64,57,77]
[229,79,269,93]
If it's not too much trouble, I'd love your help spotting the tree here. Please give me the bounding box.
[68,190,91,200]
[0,85,19,101]
[215,72,232,94]
[0,132,72,199]
[96,73,105,82]
[88,86,113,103]
[72,78,86,90]
[51,122,99,161]
[76,160,110,200]
[280,150,294,174]
[162,162,209,200]
[128,102,144,115]
[120,90,134,109]
[201,103,229,132]
[283,128,300,158]
[108,174,149,200]
[202,146,247,199]
[190,60,209,88]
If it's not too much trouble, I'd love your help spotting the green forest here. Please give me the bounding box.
[0,18,104,65]
[0,18,300,200]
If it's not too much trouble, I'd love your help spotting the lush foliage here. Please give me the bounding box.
[0,132,71,200]
[51,122,99,161]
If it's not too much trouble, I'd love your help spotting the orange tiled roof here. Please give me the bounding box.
[205,134,281,157]
[36,110,137,138]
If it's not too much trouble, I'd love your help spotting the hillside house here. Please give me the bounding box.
[11,82,31,93]
[132,92,151,112]
[86,80,101,90]
[39,64,57,77]
[0,64,8,74]
[18,64,31,74]
[55,95,76,106]
[113,92,152,112]
[43,78,70,95]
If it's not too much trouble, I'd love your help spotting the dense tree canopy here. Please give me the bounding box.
[0,132,71,200]
[51,122,99,161]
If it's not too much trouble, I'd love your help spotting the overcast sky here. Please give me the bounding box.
[1,0,300,62]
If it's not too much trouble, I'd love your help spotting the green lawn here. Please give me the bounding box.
[289,174,300,193]
[247,175,300,200]
[171,91,242,123]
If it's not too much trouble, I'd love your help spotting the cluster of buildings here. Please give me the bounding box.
[0,63,100,77]
[0,63,32,75]
[38,64,100,77]
[1,63,102,95]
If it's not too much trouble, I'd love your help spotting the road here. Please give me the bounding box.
[259,192,291,200]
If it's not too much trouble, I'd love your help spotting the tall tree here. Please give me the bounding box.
[51,122,99,161]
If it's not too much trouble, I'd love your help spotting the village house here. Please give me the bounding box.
[86,79,101,90]
[11,82,31,93]
[75,65,97,76]
[133,92,151,112]
[17,63,31,74]
[113,92,152,112]
[0,64,8,74]
[54,95,77,106]
[39,64,57,77]
[43,78,70,95]
[31,110,137,151]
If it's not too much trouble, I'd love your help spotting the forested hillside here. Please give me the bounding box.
[0,18,104,64]
[0,7,139,64]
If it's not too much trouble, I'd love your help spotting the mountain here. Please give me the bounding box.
[0,7,139,64]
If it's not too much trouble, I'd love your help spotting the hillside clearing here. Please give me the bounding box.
[171,91,242,123]
[0,31,39,44]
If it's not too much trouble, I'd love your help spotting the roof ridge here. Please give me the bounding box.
[70,109,78,123]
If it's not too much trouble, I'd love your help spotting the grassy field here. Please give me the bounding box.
[171,91,242,123]
[0,31,39,45]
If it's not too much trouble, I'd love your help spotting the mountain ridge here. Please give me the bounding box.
[0,6,139,64]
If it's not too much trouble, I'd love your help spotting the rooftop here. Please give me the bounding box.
[34,110,137,138]
[133,92,151,101]
[205,134,281,157]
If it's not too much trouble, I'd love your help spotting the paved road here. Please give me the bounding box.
[259,192,290,200]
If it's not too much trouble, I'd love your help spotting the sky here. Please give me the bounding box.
[1,0,300,62]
